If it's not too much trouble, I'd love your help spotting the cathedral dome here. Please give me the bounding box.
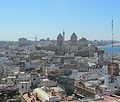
[70,32,77,45]
[79,37,88,46]
[57,34,63,39]
[71,32,77,39]
[79,37,87,42]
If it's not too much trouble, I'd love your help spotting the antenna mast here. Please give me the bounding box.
[111,19,114,62]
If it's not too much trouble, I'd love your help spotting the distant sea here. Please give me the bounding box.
[98,46,120,53]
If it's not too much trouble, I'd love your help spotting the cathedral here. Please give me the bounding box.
[56,31,97,57]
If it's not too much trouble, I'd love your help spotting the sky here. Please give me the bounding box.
[0,0,120,41]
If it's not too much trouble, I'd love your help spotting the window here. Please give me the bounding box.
[22,86,24,89]
[33,78,36,80]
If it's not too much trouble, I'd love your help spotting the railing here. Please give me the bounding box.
[74,83,95,94]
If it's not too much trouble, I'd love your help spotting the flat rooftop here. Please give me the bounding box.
[94,95,120,102]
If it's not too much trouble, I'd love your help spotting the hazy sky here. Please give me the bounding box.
[0,0,120,41]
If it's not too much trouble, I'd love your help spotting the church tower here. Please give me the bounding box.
[57,33,64,49]
[62,30,65,42]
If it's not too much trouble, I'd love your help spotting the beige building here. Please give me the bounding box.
[74,80,102,99]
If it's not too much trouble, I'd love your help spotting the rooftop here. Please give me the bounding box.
[94,95,120,102]
[22,92,39,102]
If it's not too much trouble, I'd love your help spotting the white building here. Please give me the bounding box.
[19,81,31,94]
[31,71,40,88]
[18,72,31,94]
